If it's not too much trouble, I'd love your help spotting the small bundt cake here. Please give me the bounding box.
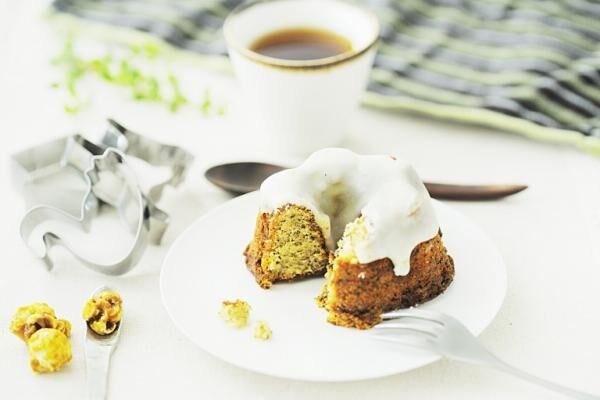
[244,148,454,328]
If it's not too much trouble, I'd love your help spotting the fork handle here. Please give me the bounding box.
[486,358,599,400]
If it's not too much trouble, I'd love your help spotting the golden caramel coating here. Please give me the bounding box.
[9,303,71,341]
[253,321,272,340]
[219,300,251,328]
[27,329,72,373]
[21,314,55,341]
[82,291,123,336]
[22,314,72,342]
[53,319,72,338]
[10,303,55,340]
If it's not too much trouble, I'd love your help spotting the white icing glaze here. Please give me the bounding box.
[259,148,439,276]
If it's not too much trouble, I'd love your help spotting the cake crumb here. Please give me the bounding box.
[220,300,251,328]
[253,321,272,340]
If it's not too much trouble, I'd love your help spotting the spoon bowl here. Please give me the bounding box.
[205,162,286,195]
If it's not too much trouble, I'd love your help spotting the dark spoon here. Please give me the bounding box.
[205,162,527,201]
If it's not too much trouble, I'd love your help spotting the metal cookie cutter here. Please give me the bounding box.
[12,134,168,245]
[100,119,194,204]
[20,148,153,275]
[12,120,194,274]
[12,135,102,218]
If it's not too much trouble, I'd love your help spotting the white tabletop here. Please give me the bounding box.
[2,2,600,399]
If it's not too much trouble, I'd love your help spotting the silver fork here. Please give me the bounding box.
[373,309,599,400]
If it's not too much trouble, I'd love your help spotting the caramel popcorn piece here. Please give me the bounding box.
[9,303,56,341]
[27,328,72,373]
[10,303,71,342]
[82,291,123,336]
[10,303,72,374]
[22,314,71,342]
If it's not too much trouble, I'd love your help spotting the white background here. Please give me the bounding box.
[1,1,600,399]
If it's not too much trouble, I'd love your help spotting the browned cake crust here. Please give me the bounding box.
[317,233,454,329]
[244,212,273,288]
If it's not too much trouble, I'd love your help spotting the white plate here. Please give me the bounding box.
[160,192,506,382]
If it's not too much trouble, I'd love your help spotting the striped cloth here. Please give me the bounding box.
[52,0,600,154]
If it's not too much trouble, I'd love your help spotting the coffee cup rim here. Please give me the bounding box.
[223,0,380,69]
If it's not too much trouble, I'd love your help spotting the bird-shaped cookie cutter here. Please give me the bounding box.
[20,148,155,275]
[13,120,194,275]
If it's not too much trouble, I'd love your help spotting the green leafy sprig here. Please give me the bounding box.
[52,37,226,116]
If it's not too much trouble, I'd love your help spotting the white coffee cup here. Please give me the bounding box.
[224,0,379,155]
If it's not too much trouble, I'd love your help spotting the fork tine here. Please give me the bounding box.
[381,309,445,325]
[371,332,434,350]
[373,322,439,338]
[373,325,437,339]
